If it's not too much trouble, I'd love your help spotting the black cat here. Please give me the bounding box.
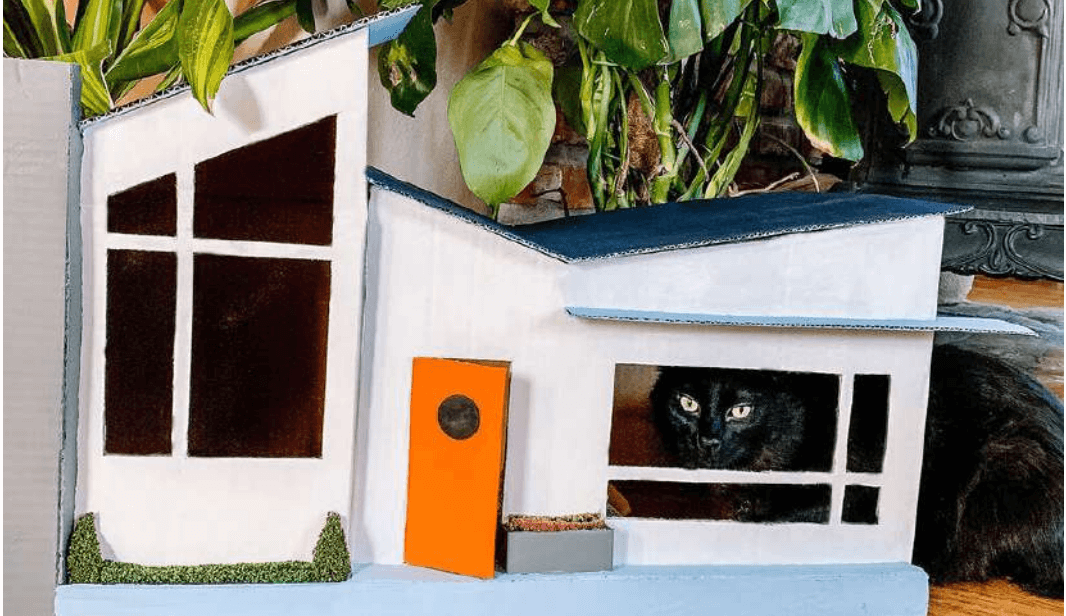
[650,345,1063,597]
[913,343,1063,598]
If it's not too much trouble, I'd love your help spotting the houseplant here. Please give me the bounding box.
[3,0,358,114]
[376,0,920,213]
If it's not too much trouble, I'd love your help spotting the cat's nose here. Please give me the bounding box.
[700,437,722,450]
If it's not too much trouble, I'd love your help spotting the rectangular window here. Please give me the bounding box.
[846,374,891,473]
[187,255,331,457]
[104,249,176,455]
[608,364,889,527]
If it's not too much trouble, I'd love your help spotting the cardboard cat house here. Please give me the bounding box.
[359,170,1031,579]
[3,7,1033,613]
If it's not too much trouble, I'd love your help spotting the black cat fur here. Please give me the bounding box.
[914,343,1062,598]
[650,344,1064,597]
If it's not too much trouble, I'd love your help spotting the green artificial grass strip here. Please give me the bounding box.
[67,512,352,585]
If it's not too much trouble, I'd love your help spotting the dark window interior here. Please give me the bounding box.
[609,365,839,472]
[107,174,177,236]
[842,485,880,524]
[846,375,891,473]
[104,250,176,455]
[609,480,831,523]
[193,116,336,245]
[187,254,331,457]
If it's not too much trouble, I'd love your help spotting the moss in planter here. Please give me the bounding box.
[67,512,351,584]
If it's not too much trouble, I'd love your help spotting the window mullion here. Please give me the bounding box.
[829,372,855,524]
[171,169,196,459]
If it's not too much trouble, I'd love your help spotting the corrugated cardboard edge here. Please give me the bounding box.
[565,308,1038,335]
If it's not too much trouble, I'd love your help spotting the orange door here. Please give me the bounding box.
[404,357,510,578]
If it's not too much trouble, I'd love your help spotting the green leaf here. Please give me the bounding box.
[527,0,560,26]
[72,0,121,52]
[573,0,669,70]
[55,0,72,51]
[178,0,234,112]
[777,0,857,38]
[51,40,114,115]
[4,20,29,55]
[831,0,918,139]
[115,0,147,54]
[553,63,586,137]
[667,0,702,60]
[3,0,45,56]
[794,33,863,159]
[448,41,556,207]
[295,0,315,33]
[18,0,64,55]
[699,0,750,41]
[105,0,181,84]
[233,0,296,45]
[376,2,436,116]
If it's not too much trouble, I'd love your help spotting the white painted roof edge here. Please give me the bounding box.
[565,307,1037,335]
[79,4,419,130]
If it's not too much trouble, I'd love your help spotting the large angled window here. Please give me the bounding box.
[102,116,338,458]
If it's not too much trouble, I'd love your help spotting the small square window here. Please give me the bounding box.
[842,485,880,524]
[187,254,331,457]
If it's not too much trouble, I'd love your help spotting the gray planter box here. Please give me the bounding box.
[501,528,614,574]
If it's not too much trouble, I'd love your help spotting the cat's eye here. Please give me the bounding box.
[678,394,700,414]
[727,404,753,420]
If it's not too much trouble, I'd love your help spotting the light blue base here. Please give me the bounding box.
[55,562,928,616]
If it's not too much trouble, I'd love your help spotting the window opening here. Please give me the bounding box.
[846,374,891,473]
[610,365,839,472]
[187,255,330,458]
[610,480,831,523]
[193,116,336,245]
[841,485,880,524]
[107,173,177,236]
[104,249,176,454]
[608,364,840,522]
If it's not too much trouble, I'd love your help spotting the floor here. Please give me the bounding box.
[927,274,1063,616]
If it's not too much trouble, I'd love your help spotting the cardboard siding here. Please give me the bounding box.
[355,187,570,563]
[3,58,82,614]
[564,216,945,320]
[77,33,369,565]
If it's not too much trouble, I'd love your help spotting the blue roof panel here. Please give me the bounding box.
[367,167,970,263]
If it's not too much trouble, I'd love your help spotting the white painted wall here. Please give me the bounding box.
[77,33,368,565]
[355,186,939,566]
[565,217,945,320]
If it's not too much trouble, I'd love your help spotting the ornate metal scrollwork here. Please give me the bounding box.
[907,0,944,39]
[928,99,1011,140]
[1008,0,1051,37]
[942,219,1063,279]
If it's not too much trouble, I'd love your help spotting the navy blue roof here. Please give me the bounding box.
[367,167,970,263]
